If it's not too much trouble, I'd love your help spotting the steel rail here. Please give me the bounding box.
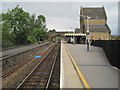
[15,44,57,90]
[0,42,50,61]
[45,45,59,89]
[2,43,54,78]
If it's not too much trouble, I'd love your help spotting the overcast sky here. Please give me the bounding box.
[1,1,119,35]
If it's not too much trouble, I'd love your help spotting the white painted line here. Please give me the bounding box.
[60,40,64,89]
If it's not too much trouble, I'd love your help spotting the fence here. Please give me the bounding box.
[91,40,120,69]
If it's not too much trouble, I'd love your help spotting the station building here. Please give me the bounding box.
[65,6,111,44]
[80,6,111,40]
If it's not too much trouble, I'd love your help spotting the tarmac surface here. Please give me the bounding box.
[65,42,119,88]
[61,41,83,88]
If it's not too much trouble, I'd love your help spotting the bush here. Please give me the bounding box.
[27,36,37,44]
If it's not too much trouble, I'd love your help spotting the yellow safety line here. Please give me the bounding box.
[64,44,91,90]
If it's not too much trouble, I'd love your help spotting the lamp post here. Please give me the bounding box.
[80,15,91,51]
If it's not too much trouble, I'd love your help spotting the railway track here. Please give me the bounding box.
[2,43,54,78]
[16,43,60,89]
[1,43,51,73]
[48,46,60,88]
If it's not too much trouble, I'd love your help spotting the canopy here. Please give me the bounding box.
[65,33,86,37]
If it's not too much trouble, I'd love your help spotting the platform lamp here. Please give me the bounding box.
[80,15,91,51]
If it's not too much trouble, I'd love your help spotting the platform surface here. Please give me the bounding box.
[64,42,119,88]
[61,41,83,88]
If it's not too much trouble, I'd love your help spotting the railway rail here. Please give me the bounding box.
[16,43,60,89]
[48,47,60,88]
[1,43,50,61]
[2,43,53,78]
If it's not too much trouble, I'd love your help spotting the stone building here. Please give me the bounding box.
[80,6,111,40]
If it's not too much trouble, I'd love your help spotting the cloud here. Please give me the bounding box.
[1,0,120,2]
[47,17,77,30]
[2,2,119,35]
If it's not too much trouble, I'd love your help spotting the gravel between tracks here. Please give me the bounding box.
[1,43,49,58]
[2,43,55,88]
[2,43,50,73]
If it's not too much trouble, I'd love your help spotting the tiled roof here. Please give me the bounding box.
[89,24,111,33]
[82,7,107,19]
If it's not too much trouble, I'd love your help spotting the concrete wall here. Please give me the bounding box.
[91,40,120,69]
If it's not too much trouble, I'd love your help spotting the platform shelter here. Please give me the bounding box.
[65,33,86,44]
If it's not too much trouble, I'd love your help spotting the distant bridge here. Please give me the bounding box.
[48,31,73,41]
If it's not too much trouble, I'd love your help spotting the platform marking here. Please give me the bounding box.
[64,44,91,90]
[60,41,64,89]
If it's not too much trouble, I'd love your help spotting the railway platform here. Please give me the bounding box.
[61,41,83,88]
[61,41,119,89]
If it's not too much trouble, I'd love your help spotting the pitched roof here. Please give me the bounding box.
[81,7,107,19]
[89,24,111,33]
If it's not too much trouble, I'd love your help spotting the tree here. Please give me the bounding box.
[35,15,46,28]
[2,21,14,47]
[48,29,56,32]
[2,5,48,47]
[2,5,31,44]
[32,15,47,41]
[0,14,2,47]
